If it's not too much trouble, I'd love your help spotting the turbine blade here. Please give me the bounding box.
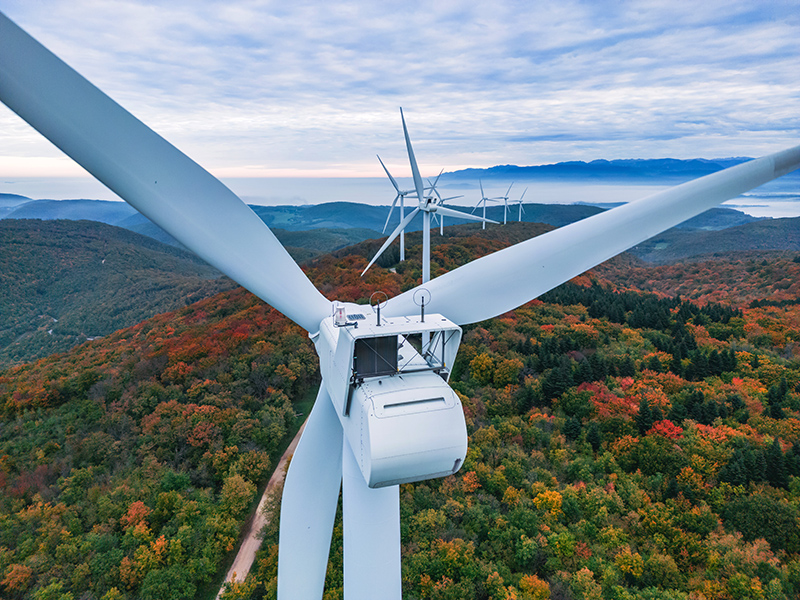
[343,441,401,600]
[386,144,800,325]
[0,12,330,333]
[278,386,343,600]
[400,108,426,207]
[362,207,420,276]
[383,193,401,233]
[428,168,444,196]
[377,154,402,194]
[436,205,498,224]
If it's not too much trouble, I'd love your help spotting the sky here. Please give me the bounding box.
[0,0,799,202]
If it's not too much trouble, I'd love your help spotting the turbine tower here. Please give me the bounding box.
[2,12,799,600]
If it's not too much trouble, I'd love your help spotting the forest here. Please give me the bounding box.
[1,223,800,600]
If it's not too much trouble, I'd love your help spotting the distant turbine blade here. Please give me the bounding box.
[428,169,445,199]
[383,193,401,233]
[343,441,401,600]
[278,387,343,600]
[362,207,420,276]
[472,180,486,213]
[0,12,330,333]
[428,179,444,201]
[436,205,498,224]
[440,195,464,202]
[377,154,402,194]
[505,182,514,197]
[400,108,427,207]
[386,144,800,325]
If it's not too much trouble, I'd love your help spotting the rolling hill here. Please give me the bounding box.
[0,219,237,366]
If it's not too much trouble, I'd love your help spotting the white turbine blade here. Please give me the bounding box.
[505,182,514,198]
[0,12,329,333]
[436,205,498,224]
[343,441,401,600]
[428,180,444,201]
[440,194,464,202]
[278,387,343,600]
[362,207,420,276]
[386,144,800,325]
[382,193,401,233]
[472,180,486,213]
[400,108,427,207]
[377,154,402,194]
[519,187,528,201]
[427,169,445,200]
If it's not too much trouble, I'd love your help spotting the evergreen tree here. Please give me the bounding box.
[766,438,789,489]
[720,453,747,486]
[564,416,582,441]
[637,398,654,435]
[708,350,723,376]
[587,422,602,453]
[619,355,636,377]
[669,353,683,377]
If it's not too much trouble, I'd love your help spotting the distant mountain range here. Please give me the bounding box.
[0,197,765,252]
[443,156,800,182]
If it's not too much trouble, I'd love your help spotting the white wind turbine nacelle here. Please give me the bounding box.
[2,12,799,600]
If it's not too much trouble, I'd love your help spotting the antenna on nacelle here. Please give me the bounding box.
[370,291,389,326]
[413,287,431,323]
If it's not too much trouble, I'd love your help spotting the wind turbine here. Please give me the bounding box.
[361,110,493,280]
[516,187,528,221]
[427,175,464,235]
[494,182,515,224]
[472,180,494,229]
[2,12,799,600]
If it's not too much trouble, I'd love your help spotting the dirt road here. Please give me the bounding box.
[216,420,307,598]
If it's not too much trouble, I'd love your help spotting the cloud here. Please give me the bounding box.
[1,0,798,183]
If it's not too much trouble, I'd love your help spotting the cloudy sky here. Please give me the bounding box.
[1,0,798,194]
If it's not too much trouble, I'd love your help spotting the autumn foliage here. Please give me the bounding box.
[2,226,800,599]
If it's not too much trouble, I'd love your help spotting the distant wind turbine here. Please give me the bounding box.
[494,182,515,224]
[362,110,494,280]
[471,180,494,229]
[428,176,464,235]
[516,187,528,221]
